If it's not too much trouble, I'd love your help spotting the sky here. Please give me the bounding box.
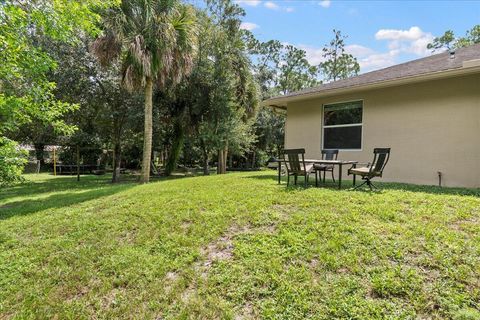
[235,0,480,73]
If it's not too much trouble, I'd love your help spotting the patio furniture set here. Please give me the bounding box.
[277,148,390,190]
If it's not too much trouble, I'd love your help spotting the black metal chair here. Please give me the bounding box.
[348,148,391,190]
[283,148,314,187]
[314,149,339,187]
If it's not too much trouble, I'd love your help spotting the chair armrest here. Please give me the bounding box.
[347,162,371,175]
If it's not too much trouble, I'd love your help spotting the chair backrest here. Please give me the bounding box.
[321,149,339,161]
[370,148,391,175]
[283,148,306,174]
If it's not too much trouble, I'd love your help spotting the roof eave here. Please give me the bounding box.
[262,65,480,108]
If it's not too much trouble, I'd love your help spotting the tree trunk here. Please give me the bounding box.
[217,145,228,174]
[34,143,45,166]
[140,76,153,183]
[203,152,209,175]
[217,149,223,174]
[201,141,209,175]
[112,141,121,183]
[251,150,256,169]
[223,145,228,173]
[165,118,184,176]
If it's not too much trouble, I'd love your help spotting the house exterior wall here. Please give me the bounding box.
[285,73,480,187]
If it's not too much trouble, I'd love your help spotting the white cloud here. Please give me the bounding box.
[240,22,259,31]
[345,44,375,57]
[319,0,331,8]
[343,44,397,71]
[375,26,425,41]
[237,0,294,13]
[356,51,397,71]
[264,1,279,10]
[235,0,261,6]
[375,26,434,56]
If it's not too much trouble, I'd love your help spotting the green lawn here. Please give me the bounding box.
[1,172,479,319]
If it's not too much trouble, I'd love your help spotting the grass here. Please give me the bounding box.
[1,172,479,319]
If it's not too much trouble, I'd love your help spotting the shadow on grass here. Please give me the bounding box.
[0,184,136,220]
[0,174,141,220]
[243,173,480,197]
[0,175,123,201]
[0,172,207,220]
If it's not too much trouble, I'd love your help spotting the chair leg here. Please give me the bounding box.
[287,174,290,186]
[294,175,297,185]
[305,174,308,187]
[353,177,378,191]
[366,179,373,190]
[323,170,326,183]
[315,170,318,187]
[331,170,335,183]
[353,179,368,190]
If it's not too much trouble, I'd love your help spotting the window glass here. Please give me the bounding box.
[324,102,362,126]
[323,101,363,150]
[324,126,362,149]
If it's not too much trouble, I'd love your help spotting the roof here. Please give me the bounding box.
[264,43,480,108]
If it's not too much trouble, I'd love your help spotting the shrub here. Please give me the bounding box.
[0,137,27,186]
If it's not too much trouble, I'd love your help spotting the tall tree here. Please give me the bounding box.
[249,38,320,96]
[248,38,321,162]
[427,25,480,52]
[0,0,111,185]
[205,0,259,174]
[320,29,360,82]
[92,0,197,183]
[278,45,320,95]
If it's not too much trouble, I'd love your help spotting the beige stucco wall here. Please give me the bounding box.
[285,73,480,187]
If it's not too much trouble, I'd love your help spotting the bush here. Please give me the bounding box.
[0,137,27,186]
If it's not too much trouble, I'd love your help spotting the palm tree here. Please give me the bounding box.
[92,0,196,183]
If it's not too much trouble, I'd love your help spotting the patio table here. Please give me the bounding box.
[275,159,358,189]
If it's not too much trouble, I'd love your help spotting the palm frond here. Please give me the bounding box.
[94,0,198,91]
[90,31,122,67]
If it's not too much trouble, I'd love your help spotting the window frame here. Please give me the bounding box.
[321,99,364,151]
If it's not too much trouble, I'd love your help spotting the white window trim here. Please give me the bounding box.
[322,100,363,151]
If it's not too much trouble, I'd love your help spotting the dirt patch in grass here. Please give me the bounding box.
[272,204,298,218]
[180,224,252,304]
[181,221,192,231]
[200,225,251,268]
[235,302,255,320]
[259,204,298,234]
[101,288,125,309]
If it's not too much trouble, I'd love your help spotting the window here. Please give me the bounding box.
[323,100,363,150]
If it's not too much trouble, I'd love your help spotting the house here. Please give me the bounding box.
[263,43,480,188]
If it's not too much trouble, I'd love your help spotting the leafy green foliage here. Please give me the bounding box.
[320,29,360,82]
[92,0,197,182]
[254,107,285,158]
[0,0,114,134]
[249,39,320,96]
[177,0,259,173]
[427,25,480,52]
[0,0,116,182]
[248,37,321,163]
[427,30,456,52]
[0,137,27,186]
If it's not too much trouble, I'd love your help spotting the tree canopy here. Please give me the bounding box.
[427,25,480,52]
[1,0,365,185]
